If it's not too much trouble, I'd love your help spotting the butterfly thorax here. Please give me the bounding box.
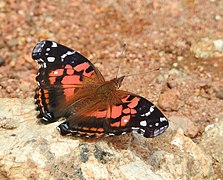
[95,76,125,99]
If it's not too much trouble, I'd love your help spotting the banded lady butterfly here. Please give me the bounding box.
[32,40,168,138]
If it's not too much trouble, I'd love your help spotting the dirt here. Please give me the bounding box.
[0,0,223,178]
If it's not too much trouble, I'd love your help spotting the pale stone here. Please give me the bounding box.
[199,116,223,177]
[0,98,215,179]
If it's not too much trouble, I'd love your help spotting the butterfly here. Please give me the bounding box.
[32,40,168,138]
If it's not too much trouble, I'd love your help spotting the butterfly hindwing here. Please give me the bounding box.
[57,91,169,138]
[32,40,104,123]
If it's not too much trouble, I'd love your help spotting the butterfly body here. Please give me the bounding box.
[32,40,168,138]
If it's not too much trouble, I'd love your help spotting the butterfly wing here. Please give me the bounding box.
[32,40,105,123]
[58,91,169,138]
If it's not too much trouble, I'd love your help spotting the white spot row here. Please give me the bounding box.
[159,125,168,133]
[141,105,155,117]
[34,41,45,53]
[61,51,75,61]
[47,113,52,118]
[131,127,139,131]
[42,62,47,68]
[153,129,160,136]
[160,117,167,122]
[47,57,56,62]
[140,120,147,127]
[37,58,44,63]
[51,42,58,47]
[42,117,49,121]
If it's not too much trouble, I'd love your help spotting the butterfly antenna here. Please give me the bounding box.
[116,42,127,78]
[124,67,165,77]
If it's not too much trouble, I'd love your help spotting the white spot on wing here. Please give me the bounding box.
[132,127,139,131]
[141,105,155,117]
[61,54,66,59]
[51,42,58,47]
[61,51,75,61]
[47,113,52,118]
[150,105,155,112]
[47,57,55,62]
[39,58,44,62]
[160,117,167,122]
[155,122,159,126]
[67,51,74,55]
[140,120,147,127]
[42,117,48,121]
[153,129,160,136]
[54,71,58,75]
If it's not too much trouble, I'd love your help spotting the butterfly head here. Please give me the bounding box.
[111,76,125,89]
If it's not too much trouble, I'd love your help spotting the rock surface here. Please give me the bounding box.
[199,113,223,179]
[0,98,215,179]
[190,37,223,58]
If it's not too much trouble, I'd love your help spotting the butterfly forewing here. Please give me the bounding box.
[32,40,104,123]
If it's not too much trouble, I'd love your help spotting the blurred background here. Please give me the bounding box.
[0,0,223,178]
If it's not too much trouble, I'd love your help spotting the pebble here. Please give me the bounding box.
[0,58,5,66]
[158,88,183,111]
[170,115,199,138]
[213,39,223,52]
[215,88,223,100]
[7,39,18,47]
[214,15,221,21]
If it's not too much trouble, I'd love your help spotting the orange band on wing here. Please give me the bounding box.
[131,109,137,114]
[67,69,74,75]
[64,88,74,101]
[97,128,104,132]
[49,77,56,84]
[122,95,130,103]
[121,115,130,126]
[111,105,123,119]
[90,127,97,131]
[49,69,64,76]
[110,121,120,127]
[74,62,90,72]
[61,75,81,85]
[127,97,139,108]
[123,108,130,114]
[96,110,107,118]
[65,65,72,69]
[83,70,94,77]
